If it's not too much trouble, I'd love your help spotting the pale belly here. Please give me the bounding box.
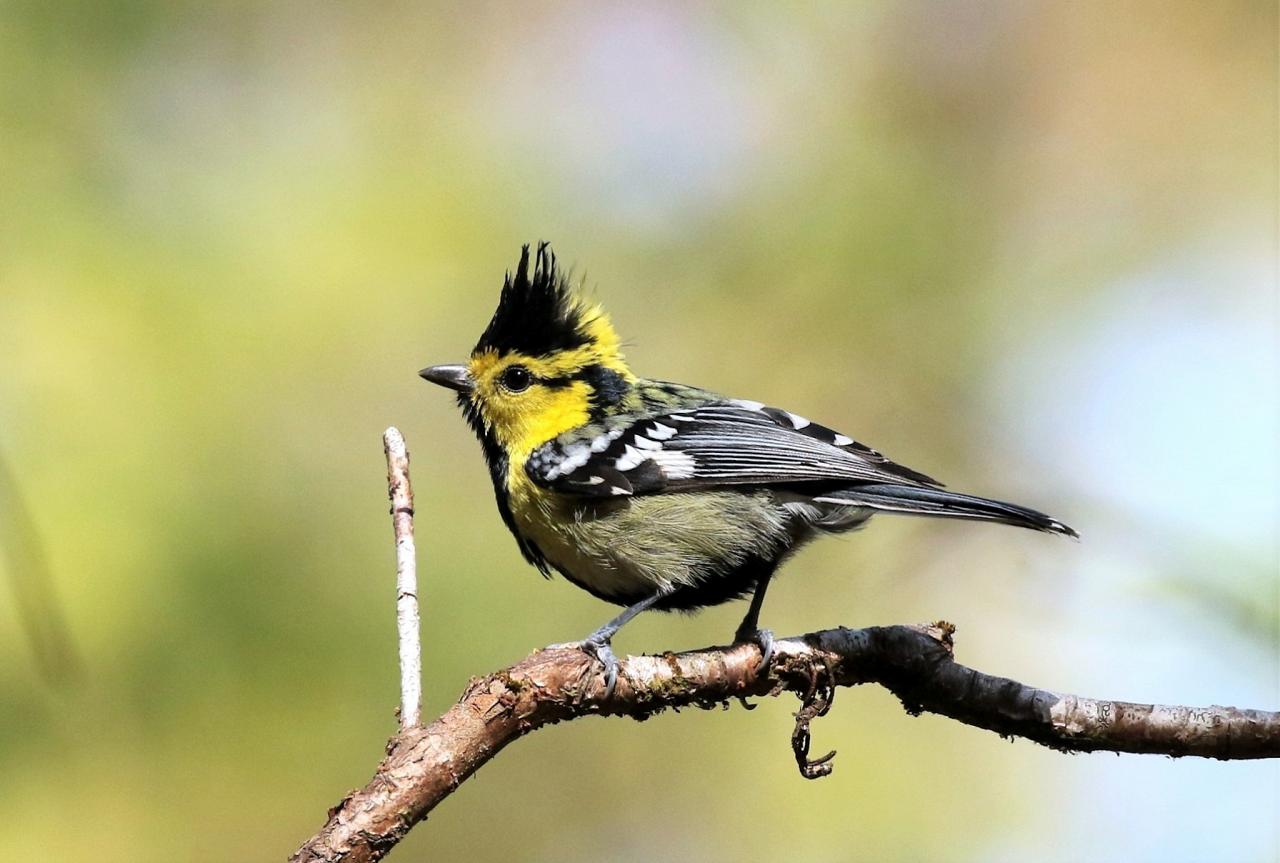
[510,487,794,605]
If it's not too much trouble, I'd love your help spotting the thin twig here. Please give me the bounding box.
[383,427,420,730]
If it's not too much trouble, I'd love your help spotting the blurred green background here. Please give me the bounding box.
[1,2,1276,861]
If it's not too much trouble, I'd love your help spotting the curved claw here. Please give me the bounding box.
[735,627,775,670]
[585,639,619,699]
[756,629,775,669]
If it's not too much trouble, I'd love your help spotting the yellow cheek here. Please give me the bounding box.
[525,384,591,446]
[495,384,591,504]
[488,382,592,460]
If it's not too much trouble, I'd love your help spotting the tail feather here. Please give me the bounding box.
[813,483,1078,538]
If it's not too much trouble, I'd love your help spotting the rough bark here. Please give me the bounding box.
[290,622,1280,863]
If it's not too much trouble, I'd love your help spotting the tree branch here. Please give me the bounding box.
[291,623,1280,863]
[289,431,1279,863]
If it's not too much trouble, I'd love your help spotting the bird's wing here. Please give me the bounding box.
[525,399,941,498]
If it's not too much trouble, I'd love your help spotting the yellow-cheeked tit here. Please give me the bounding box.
[421,244,1076,695]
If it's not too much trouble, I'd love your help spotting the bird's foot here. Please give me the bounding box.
[546,637,620,699]
[734,626,775,670]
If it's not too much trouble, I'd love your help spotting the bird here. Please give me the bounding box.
[420,243,1076,696]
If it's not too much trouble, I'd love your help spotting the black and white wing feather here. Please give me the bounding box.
[525,399,940,498]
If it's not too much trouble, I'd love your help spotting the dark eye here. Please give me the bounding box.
[501,365,532,393]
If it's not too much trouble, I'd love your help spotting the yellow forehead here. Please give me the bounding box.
[468,305,628,382]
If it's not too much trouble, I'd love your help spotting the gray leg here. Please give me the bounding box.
[585,591,668,644]
[734,571,775,668]
[553,590,670,699]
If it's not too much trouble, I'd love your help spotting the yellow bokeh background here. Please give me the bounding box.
[1,3,1276,861]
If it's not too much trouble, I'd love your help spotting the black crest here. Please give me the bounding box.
[474,243,591,357]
